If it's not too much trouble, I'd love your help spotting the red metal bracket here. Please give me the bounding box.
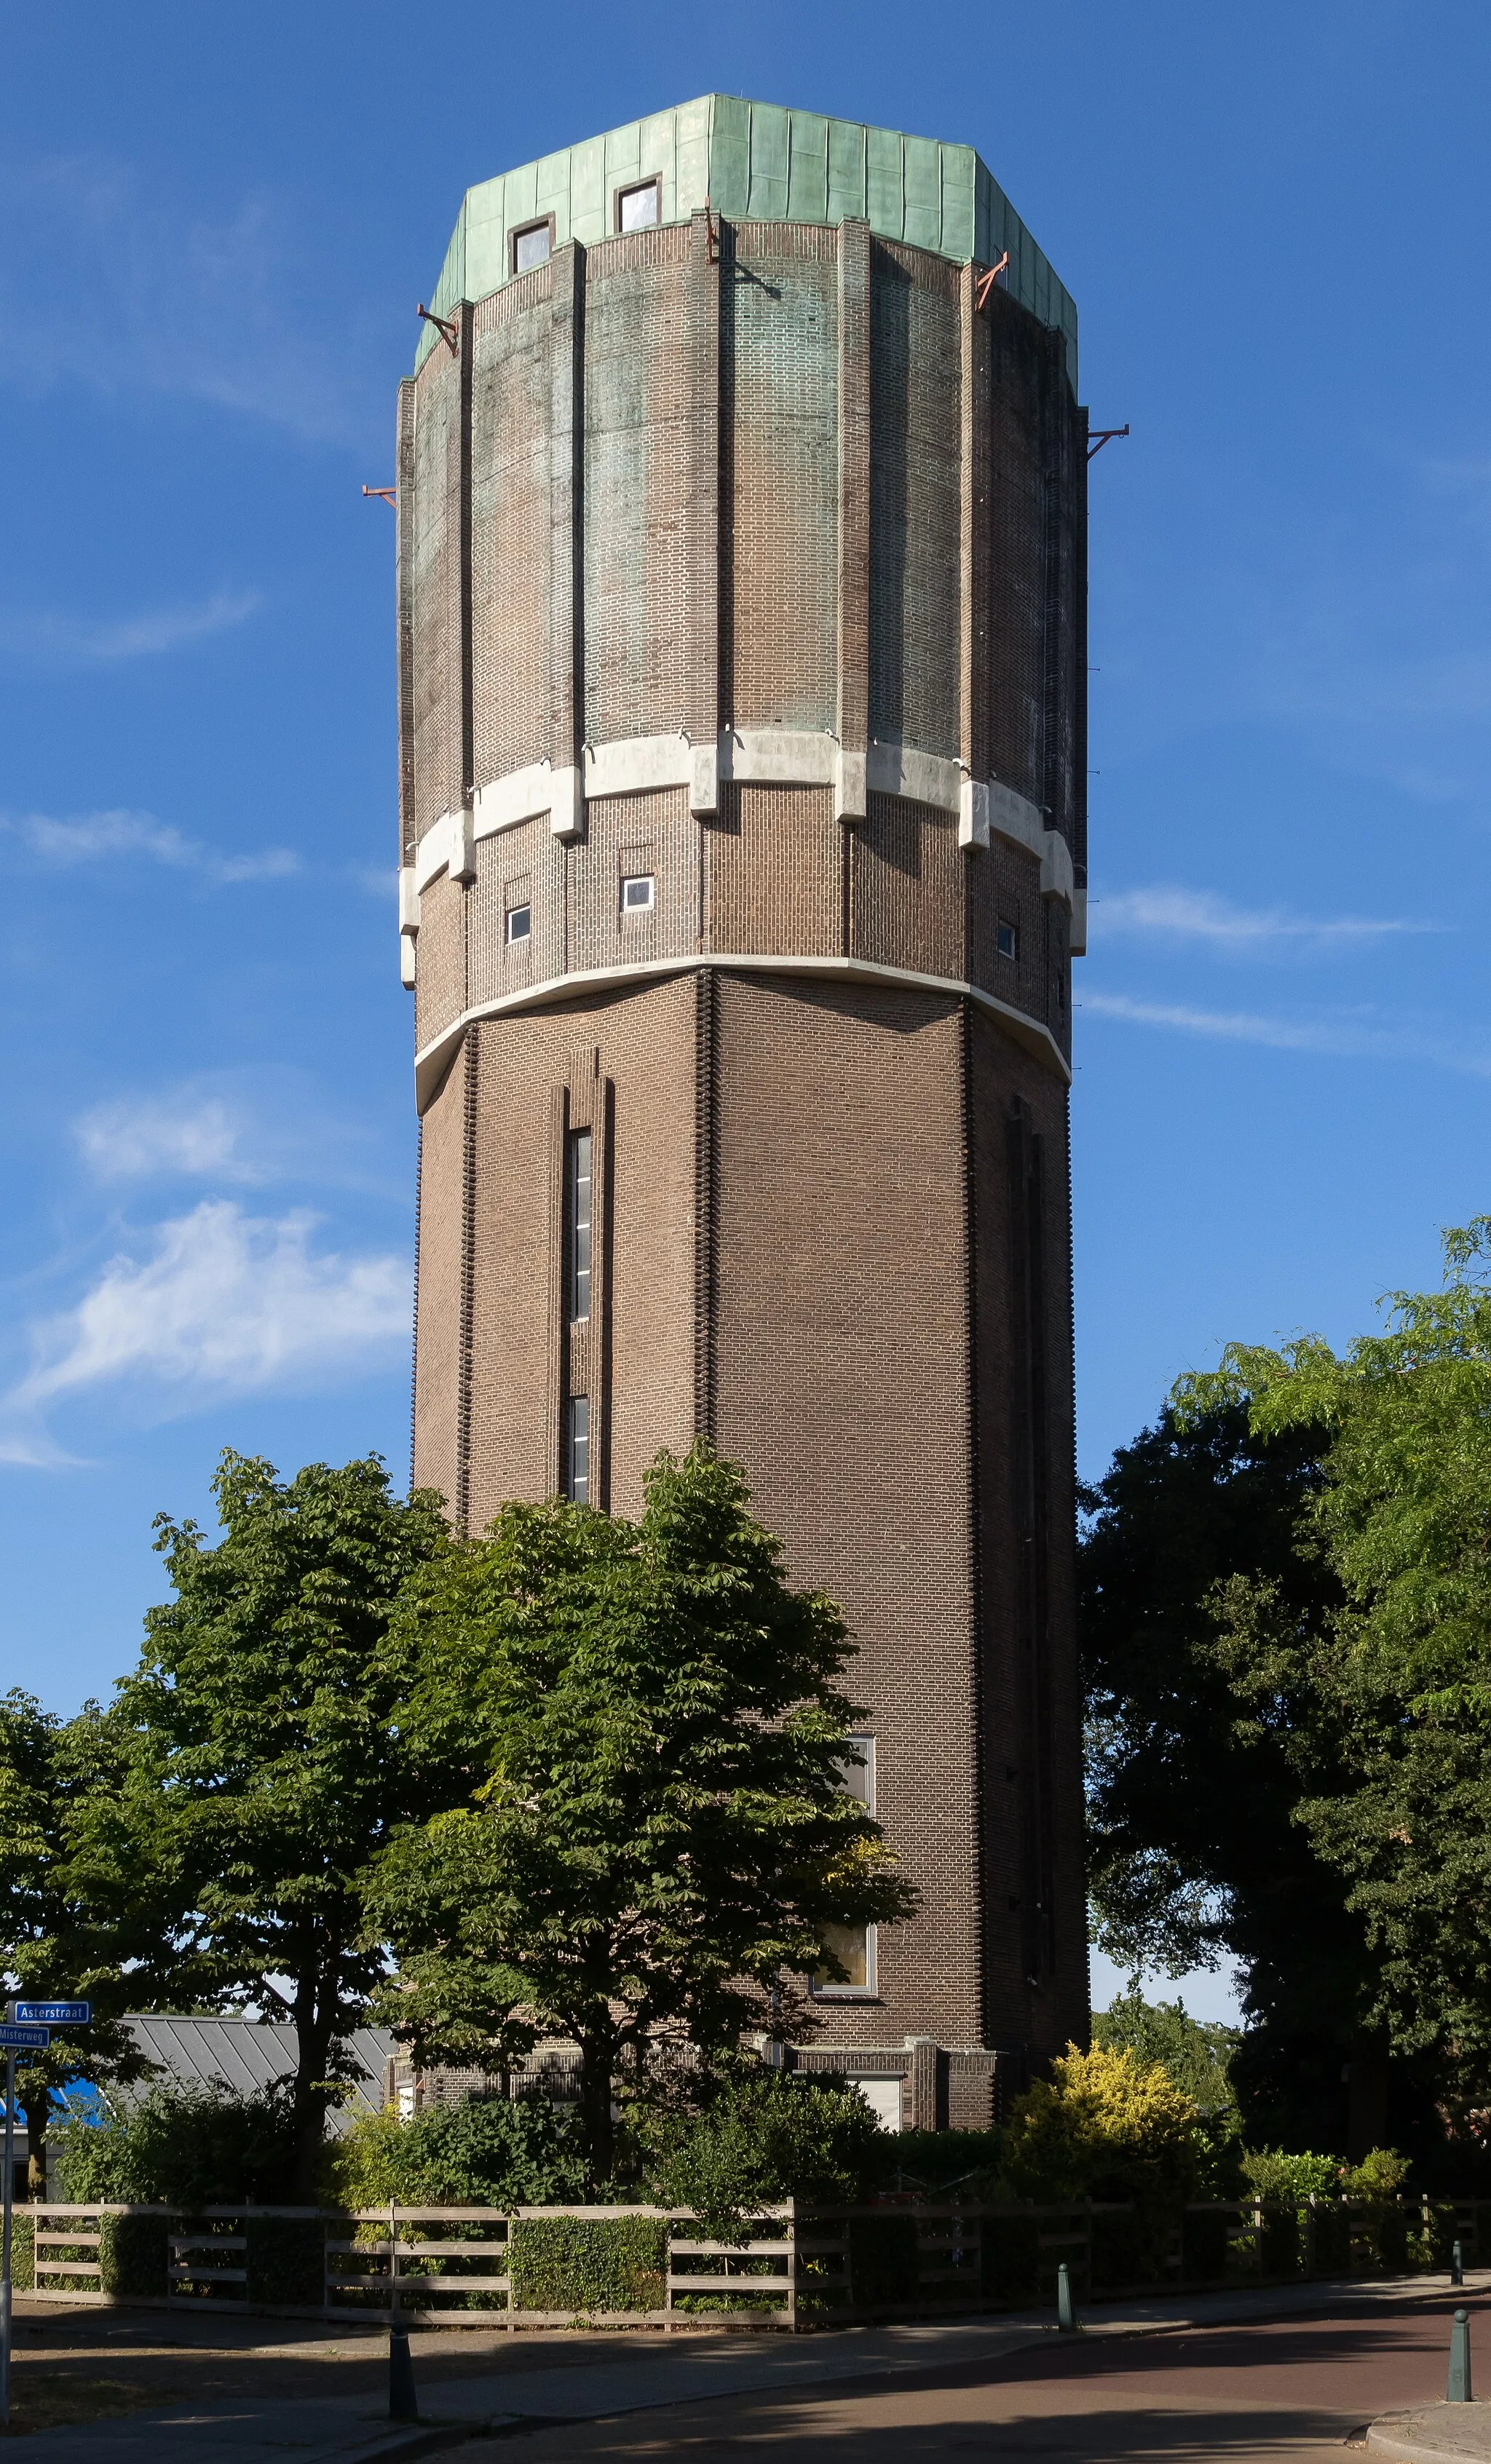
[973,252,1010,310]
[362,486,397,507]
[416,302,460,355]
[1087,424,1131,461]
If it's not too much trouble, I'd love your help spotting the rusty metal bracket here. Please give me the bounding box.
[1086,424,1130,461]
[361,485,397,507]
[416,302,460,354]
[973,252,1010,310]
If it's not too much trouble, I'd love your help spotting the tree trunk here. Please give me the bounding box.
[290,1968,336,2205]
[23,2066,47,2200]
[577,2027,617,2191]
[1346,2033,1390,2163]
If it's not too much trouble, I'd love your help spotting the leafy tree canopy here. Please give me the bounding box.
[1092,1986,1238,2115]
[328,2092,587,2210]
[87,1452,451,2198]
[1003,2042,1203,2210]
[0,1690,164,2192]
[1176,1221,1491,2112]
[364,1443,915,2184]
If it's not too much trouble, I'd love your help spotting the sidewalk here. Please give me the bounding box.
[15,2268,1489,2463]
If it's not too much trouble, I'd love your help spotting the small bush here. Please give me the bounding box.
[54,2083,297,2207]
[325,2091,586,2211]
[981,2211,1042,2306]
[246,2216,324,2307]
[10,2213,33,2293]
[100,2213,169,2299]
[645,2072,885,2238]
[881,2128,1007,2197]
[508,2215,667,2316]
[1240,2148,1340,2207]
[1005,2044,1202,2207]
[1343,2147,1410,2200]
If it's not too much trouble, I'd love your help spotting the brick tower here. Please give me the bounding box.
[398,98,1088,2125]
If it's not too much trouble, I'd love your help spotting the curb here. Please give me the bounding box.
[1367,2406,1491,2464]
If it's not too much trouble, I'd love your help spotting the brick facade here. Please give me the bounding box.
[400,136,1089,2105]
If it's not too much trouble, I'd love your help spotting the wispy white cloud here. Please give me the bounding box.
[0,588,259,665]
[0,156,375,447]
[1081,989,1491,1077]
[71,1071,389,1192]
[3,809,298,885]
[0,1200,409,1463]
[1095,884,1436,948]
[75,1096,245,1184]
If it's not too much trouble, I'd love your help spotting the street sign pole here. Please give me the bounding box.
[0,2013,59,2433]
[1,2047,12,2431]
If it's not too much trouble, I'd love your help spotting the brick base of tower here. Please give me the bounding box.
[413,963,1088,2083]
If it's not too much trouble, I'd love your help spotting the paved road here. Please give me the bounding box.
[455,2289,1490,2464]
[10,2277,1487,2460]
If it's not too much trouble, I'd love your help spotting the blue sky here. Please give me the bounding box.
[4,1,1487,2021]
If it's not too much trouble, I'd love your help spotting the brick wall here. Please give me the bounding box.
[401,203,1091,2091]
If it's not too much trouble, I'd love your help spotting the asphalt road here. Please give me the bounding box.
[453,2290,1490,2463]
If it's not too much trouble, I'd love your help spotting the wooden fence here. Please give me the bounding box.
[17,2192,1491,2332]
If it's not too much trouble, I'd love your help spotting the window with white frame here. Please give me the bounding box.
[566,1129,592,1324]
[506,903,531,943]
[812,1732,878,1996]
[996,916,1019,962]
[615,177,661,232]
[620,874,654,914]
[566,1394,589,1502]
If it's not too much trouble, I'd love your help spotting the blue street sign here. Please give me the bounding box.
[0,2025,48,2052]
[14,2003,90,2027]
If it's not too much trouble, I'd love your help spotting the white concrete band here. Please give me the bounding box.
[401,729,1086,972]
[411,949,1072,1113]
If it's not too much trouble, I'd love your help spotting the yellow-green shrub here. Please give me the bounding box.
[1004,2043,1203,2212]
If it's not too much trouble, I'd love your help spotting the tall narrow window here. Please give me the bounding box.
[566,1129,592,1323]
[566,1395,589,1502]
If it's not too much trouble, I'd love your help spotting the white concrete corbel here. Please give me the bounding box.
[398,865,420,993]
[834,745,866,823]
[689,739,719,818]
[550,765,585,841]
[451,807,477,882]
[958,778,991,850]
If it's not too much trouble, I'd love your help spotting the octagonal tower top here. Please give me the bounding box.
[416,92,1077,383]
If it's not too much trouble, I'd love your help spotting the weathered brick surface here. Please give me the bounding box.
[403,203,1091,2088]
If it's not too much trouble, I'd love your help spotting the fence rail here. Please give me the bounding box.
[14,2193,1490,2330]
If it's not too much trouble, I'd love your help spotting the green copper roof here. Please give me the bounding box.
[416,94,1077,382]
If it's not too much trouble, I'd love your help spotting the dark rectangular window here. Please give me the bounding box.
[997,916,1019,962]
[566,1395,589,1502]
[615,177,661,232]
[566,1129,592,1323]
[512,218,553,274]
[506,904,531,943]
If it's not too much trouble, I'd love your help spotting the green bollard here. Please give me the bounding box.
[1452,2239,1464,2288]
[1057,2260,1078,2334]
[389,2321,419,2421]
[1448,2307,1472,2404]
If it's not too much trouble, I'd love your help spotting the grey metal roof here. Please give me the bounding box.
[120,2016,393,2135]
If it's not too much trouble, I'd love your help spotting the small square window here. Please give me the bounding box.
[996,916,1019,962]
[620,874,654,914]
[506,904,531,943]
[511,218,553,274]
[615,178,661,233]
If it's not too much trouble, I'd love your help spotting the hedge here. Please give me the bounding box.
[507,2216,667,2315]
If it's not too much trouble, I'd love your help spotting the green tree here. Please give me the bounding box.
[363,1443,916,2185]
[1079,1403,1391,2153]
[1092,1986,1238,2113]
[0,1692,161,2194]
[1177,1219,1491,2148]
[92,1453,451,2200]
